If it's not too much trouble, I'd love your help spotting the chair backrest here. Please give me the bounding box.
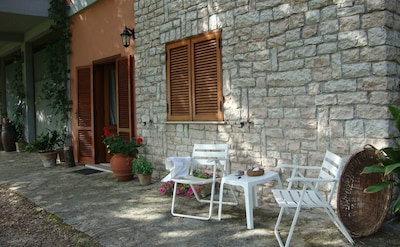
[317,150,343,203]
[190,144,229,175]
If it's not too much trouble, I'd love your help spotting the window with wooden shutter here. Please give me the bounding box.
[77,66,94,164]
[166,30,223,121]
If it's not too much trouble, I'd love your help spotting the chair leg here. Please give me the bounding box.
[274,204,301,247]
[325,207,355,245]
[285,204,302,247]
[171,181,213,220]
[172,181,238,221]
[170,181,179,217]
[274,207,286,247]
[217,181,225,220]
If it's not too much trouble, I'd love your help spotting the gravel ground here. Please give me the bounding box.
[0,187,102,247]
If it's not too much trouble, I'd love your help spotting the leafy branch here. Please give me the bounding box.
[9,54,25,142]
[42,0,72,135]
[362,105,400,212]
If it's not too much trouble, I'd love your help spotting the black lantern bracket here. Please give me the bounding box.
[120,26,135,47]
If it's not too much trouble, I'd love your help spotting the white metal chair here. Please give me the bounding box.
[170,144,238,220]
[272,150,354,247]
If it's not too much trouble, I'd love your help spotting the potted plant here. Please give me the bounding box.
[102,127,143,181]
[9,54,26,152]
[363,105,400,214]
[26,129,63,167]
[133,155,153,185]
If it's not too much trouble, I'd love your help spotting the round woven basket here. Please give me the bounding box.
[247,168,264,176]
[337,144,391,238]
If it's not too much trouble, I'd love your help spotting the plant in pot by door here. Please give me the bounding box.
[133,155,153,185]
[10,53,27,153]
[26,129,63,167]
[102,127,143,181]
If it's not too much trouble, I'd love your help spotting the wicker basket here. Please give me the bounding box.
[247,168,264,176]
[337,144,392,238]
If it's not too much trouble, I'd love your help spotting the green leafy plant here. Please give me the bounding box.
[42,0,72,141]
[26,129,63,153]
[362,105,400,212]
[9,54,26,142]
[102,127,143,156]
[132,155,154,174]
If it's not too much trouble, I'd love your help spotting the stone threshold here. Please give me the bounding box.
[85,163,112,173]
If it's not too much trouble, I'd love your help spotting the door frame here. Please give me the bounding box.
[76,54,137,164]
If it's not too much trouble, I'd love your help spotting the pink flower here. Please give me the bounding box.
[185,188,193,198]
[160,188,166,195]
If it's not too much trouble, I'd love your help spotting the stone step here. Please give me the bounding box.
[85,163,112,173]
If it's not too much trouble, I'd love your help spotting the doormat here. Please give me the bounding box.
[72,168,103,175]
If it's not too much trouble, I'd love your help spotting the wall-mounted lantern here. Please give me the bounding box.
[120,26,135,47]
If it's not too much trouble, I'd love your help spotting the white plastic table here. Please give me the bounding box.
[218,171,282,229]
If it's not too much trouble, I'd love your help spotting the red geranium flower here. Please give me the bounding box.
[102,127,111,137]
[101,126,142,156]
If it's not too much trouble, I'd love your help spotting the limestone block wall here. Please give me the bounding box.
[134,0,400,176]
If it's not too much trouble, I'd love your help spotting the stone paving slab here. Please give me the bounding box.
[0,151,398,247]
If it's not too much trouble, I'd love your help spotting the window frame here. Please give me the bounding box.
[166,30,223,122]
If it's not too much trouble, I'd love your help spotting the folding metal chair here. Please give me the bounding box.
[170,144,237,220]
[272,150,354,247]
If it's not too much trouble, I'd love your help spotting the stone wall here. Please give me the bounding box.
[134,0,400,176]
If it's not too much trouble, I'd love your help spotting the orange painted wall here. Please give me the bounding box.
[69,0,134,161]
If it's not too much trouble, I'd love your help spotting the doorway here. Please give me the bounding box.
[76,55,136,164]
[93,62,117,163]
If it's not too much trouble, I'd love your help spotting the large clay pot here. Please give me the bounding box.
[110,154,133,181]
[1,123,16,152]
[38,151,58,167]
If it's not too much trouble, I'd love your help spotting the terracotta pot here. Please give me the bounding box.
[110,154,133,181]
[137,173,152,185]
[39,151,58,167]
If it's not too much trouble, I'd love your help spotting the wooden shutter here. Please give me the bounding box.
[77,66,94,164]
[191,31,223,121]
[166,39,192,121]
[166,30,223,121]
[116,55,135,141]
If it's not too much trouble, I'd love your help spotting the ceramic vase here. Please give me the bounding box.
[110,154,133,181]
